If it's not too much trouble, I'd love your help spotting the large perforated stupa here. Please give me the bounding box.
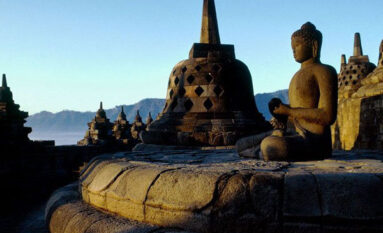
[141,0,270,146]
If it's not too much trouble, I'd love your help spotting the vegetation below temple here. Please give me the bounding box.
[26,90,288,144]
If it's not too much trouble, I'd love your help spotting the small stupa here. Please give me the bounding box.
[130,110,146,140]
[0,74,31,146]
[78,102,114,146]
[112,106,132,145]
[338,33,376,99]
[141,0,269,146]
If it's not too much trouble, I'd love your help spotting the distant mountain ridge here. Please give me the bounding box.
[26,90,288,133]
[26,98,166,132]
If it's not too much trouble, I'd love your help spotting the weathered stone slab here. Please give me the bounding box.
[314,172,383,220]
[87,161,134,193]
[283,172,322,218]
[145,168,221,211]
[46,184,194,233]
[249,172,284,221]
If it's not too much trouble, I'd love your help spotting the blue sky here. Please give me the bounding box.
[0,0,382,114]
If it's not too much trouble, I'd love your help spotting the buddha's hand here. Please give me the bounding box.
[268,98,282,114]
[270,117,286,130]
[269,98,289,124]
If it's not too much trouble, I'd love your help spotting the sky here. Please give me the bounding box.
[0,0,382,114]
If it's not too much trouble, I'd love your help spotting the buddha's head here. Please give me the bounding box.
[291,22,322,63]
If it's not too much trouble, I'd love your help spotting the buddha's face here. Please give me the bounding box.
[291,36,313,63]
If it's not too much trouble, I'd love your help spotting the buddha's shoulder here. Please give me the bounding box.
[311,63,337,77]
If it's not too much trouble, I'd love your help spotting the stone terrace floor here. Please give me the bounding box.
[45,145,383,233]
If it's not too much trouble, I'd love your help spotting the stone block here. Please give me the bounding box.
[87,162,134,192]
[49,201,87,233]
[105,197,145,222]
[314,172,383,220]
[106,166,171,204]
[63,209,106,233]
[144,205,209,233]
[249,172,284,221]
[145,168,221,211]
[210,174,249,232]
[283,172,321,218]
[80,159,115,188]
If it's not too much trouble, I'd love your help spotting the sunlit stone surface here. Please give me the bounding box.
[46,146,383,233]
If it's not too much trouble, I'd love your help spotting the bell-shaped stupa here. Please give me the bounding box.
[338,33,376,98]
[77,102,114,146]
[141,0,269,146]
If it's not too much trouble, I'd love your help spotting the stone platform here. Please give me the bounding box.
[46,146,383,233]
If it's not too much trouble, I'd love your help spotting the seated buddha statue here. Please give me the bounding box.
[236,22,338,161]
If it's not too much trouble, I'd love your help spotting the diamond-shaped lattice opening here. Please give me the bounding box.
[214,86,223,96]
[182,67,187,73]
[174,77,180,86]
[170,98,178,110]
[195,65,202,71]
[205,74,213,83]
[195,86,204,96]
[184,99,193,111]
[173,69,177,75]
[178,87,186,97]
[187,75,195,84]
[204,98,213,110]
[212,64,221,72]
[169,89,174,98]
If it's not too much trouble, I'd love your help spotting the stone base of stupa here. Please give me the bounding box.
[46,147,383,233]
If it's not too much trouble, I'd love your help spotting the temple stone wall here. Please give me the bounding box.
[332,94,383,150]
[356,95,383,149]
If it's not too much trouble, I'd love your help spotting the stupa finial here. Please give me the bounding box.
[2,74,7,88]
[378,40,383,67]
[340,54,347,71]
[353,33,363,56]
[117,105,127,121]
[341,54,346,65]
[135,110,142,122]
[100,101,103,110]
[146,112,153,125]
[200,0,221,44]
